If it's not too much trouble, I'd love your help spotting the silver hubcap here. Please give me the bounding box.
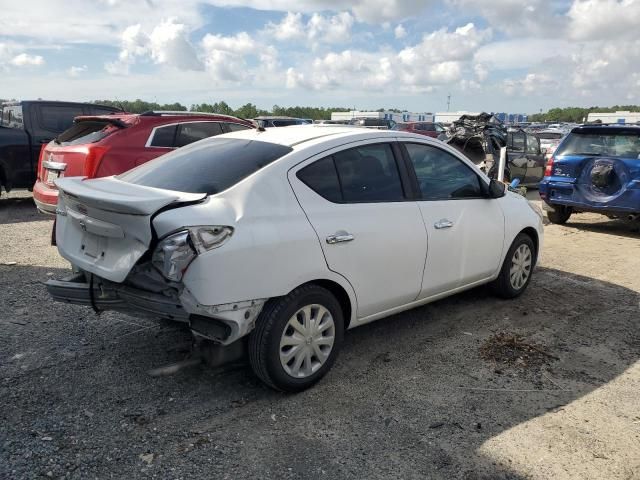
[510,243,532,290]
[279,304,335,378]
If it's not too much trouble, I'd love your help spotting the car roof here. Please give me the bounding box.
[218,124,434,148]
[572,124,640,134]
[73,112,252,125]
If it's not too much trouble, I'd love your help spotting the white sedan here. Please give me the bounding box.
[47,126,543,391]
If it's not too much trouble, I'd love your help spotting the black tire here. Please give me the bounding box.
[492,233,536,299]
[248,284,344,392]
[546,205,572,224]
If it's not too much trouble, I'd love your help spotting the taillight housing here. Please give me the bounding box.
[544,156,554,177]
[37,144,47,181]
[83,146,109,178]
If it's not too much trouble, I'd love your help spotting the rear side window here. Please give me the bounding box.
[526,135,540,154]
[56,121,119,146]
[149,125,177,147]
[508,131,525,152]
[225,122,251,132]
[297,143,405,203]
[405,143,482,200]
[175,122,223,147]
[297,157,342,203]
[38,105,84,133]
[119,138,293,195]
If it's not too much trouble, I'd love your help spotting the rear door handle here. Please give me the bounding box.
[326,232,354,244]
[434,219,454,229]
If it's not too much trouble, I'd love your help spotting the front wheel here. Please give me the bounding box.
[248,284,344,392]
[492,233,536,299]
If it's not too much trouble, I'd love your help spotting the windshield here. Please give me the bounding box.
[118,137,292,195]
[555,132,640,159]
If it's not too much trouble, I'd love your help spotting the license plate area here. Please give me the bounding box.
[80,231,107,259]
[46,168,63,186]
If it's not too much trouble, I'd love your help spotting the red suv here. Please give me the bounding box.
[392,121,445,138]
[33,111,254,213]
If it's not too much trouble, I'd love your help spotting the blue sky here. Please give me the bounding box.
[0,0,638,114]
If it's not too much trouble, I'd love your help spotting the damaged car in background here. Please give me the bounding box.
[46,126,543,392]
[443,112,546,186]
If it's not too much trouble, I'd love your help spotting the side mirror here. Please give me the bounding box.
[487,178,506,198]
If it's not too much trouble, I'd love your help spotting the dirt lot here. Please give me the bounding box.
[1,190,639,480]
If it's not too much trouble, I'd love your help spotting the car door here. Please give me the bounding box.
[524,134,544,184]
[289,141,428,319]
[401,142,505,298]
[506,130,528,181]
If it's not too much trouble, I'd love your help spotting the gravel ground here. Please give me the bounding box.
[1,190,639,480]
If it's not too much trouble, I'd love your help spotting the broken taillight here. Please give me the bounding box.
[36,144,47,181]
[544,156,554,177]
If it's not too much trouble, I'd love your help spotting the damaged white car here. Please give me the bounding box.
[47,126,543,392]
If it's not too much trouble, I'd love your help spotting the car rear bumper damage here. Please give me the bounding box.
[45,272,266,345]
[540,179,640,214]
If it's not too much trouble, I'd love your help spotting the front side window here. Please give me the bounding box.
[297,143,405,203]
[405,143,482,200]
[175,122,223,147]
[119,138,292,195]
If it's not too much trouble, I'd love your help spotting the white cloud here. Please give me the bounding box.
[265,11,354,45]
[68,65,88,77]
[107,19,202,74]
[9,53,44,66]
[474,38,573,70]
[567,0,640,40]
[503,73,557,96]
[449,0,563,37]
[394,24,407,39]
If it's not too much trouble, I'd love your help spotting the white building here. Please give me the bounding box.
[586,111,640,124]
[434,111,481,125]
[331,110,434,123]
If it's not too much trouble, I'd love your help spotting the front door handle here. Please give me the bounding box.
[434,219,454,229]
[326,232,354,244]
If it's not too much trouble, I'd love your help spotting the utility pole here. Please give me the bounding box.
[446,93,451,112]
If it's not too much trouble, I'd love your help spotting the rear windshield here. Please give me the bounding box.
[555,132,640,159]
[55,120,120,145]
[118,137,293,195]
[537,132,563,140]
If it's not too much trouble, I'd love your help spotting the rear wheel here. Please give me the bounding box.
[547,205,572,224]
[248,284,344,392]
[492,233,536,299]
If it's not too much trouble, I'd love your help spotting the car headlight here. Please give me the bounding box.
[152,226,234,282]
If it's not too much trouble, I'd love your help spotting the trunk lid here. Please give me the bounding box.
[55,176,206,282]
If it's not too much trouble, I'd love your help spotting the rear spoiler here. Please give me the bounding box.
[74,116,128,128]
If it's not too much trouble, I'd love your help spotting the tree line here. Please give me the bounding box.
[529,105,640,123]
[92,99,353,120]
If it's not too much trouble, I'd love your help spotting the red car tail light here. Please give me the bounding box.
[83,146,110,178]
[37,144,47,181]
[544,156,554,177]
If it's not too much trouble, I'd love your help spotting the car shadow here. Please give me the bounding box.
[562,215,640,239]
[1,264,638,479]
[0,194,52,224]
